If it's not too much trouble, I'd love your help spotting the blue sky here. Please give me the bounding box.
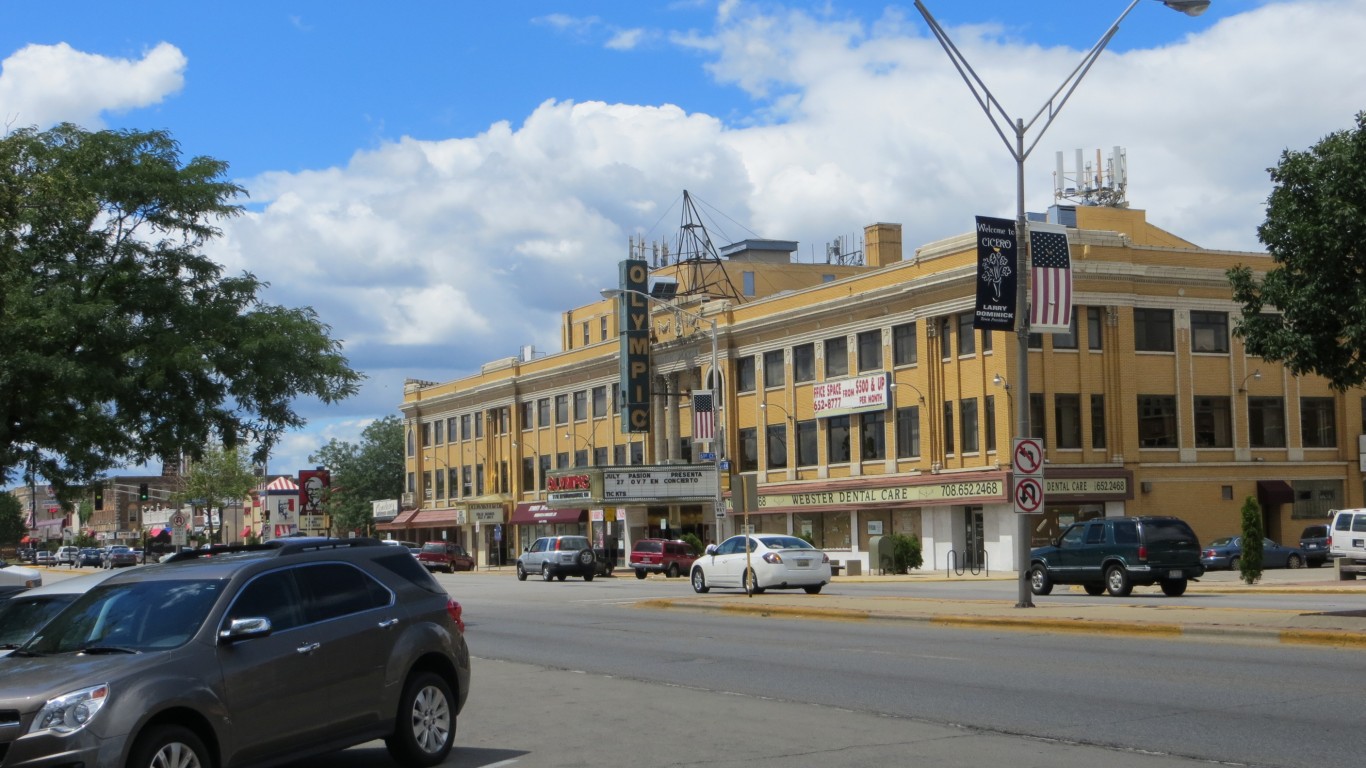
[3,0,1363,483]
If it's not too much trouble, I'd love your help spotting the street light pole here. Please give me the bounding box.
[914,0,1209,608]
[602,288,726,542]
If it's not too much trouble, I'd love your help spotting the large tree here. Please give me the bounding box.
[1229,111,1366,389]
[0,123,362,497]
[310,415,404,536]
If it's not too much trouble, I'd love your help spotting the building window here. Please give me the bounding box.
[893,322,917,366]
[1134,308,1175,352]
[554,394,569,425]
[1055,394,1081,449]
[895,406,921,458]
[581,322,589,347]
[538,456,551,490]
[739,427,758,472]
[555,452,569,470]
[942,401,955,455]
[825,337,848,378]
[827,415,851,463]
[1029,394,1046,441]
[613,445,625,466]
[763,350,785,388]
[475,466,484,495]
[592,386,607,418]
[1087,306,1104,350]
[421,422,431,447]
[1248,397,1286,448]
[940,317,953,360]
[474,413,484,439]
[448,468,459,498]
[796,420,819,466]
[520,402,533,431]
[858,330,883,372]
[461,466,472,497]
[573,390,588,422]
[1053,314,1079,350]
[861,411,886,460]
[434,470,445,499]
[521,457,535,491]
[406,471,415,493]
[446,417,458,442]
[766,424,788,469]
[460,414,471,440]
[1301,397,1337,448]
[1137,395,1178,447]
[1091,394,1106,449]
[959,399,979,453]
[1190,311,1230,354]
[537,398,551,428]
[1194,396,1233,448]
[600,315,608,341]
[736,355,756,393]
[981,328,992,354]
[957,314,975,356]
[596,447,609,466]
[433,419,445,445]
[742,270,756,296]
[406,427,415,457]
[984,395,996,451]
[574,449,588,467]
[793,343,816,383]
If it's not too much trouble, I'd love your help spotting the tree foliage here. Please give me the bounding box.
[179,446,260,544]
[1229,111,1366,389]
[309,415,404,536]
[0,123,363,498]
[1239,496,1264,585]
[0,492,25,546]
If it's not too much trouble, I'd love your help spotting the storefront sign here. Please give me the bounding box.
[617,259,651,433]
[472,507,503,524]
[602,465,718,502]
[758,478,1007,510]
[811,372,890,418]
[547,470,602,504]
[371,498,398,520]
[1044,477,1128,496]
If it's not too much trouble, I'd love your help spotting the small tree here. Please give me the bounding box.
[891,532,924,573]
[681,532,704,556]
[179,447,260,544]
[1239,496,1265,585]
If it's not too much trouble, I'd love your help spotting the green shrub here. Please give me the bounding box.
[890,532,923,573]
[681,532,704,555]
[1239,496,1264,585]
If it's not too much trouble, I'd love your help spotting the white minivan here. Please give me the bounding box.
[1328,508,1366,563]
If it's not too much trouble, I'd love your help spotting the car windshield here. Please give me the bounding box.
[20,579,224,655]
[756,535,816,551]
[634,541,662,553]
[0,595,79,648]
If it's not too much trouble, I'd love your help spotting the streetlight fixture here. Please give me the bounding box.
[915,0,1208,608]
[1238,369,1262,393]
[601,287,726,539]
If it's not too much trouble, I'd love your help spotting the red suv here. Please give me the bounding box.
[629,539,697,579]
[417,541,476,573]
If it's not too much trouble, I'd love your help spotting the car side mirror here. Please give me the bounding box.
[705,544,717,555]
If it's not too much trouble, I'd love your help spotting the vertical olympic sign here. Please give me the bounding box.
[1012,437,1045,515]
[617,259,651,433]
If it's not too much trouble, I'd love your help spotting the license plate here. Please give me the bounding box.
[1168,570,1184,579]
[795,559,810,567]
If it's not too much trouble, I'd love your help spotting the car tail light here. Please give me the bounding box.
[446,598,465,634]
[1137,545,1147,562]
[762,552,783,564]
[821,553,830,563]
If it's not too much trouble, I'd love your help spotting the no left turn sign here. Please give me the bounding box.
[1013,438,1043,477]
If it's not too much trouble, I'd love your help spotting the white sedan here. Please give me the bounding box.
[690,534,832,595]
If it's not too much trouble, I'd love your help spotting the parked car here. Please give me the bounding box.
[32,551,54,567]
[54,546,80,566]
[1298,524,1331,567]
[0,558,42,598]
[417,542,476,573]
[16,547,35,563]
[1201,536,1306,570]
[1329,508,1366,563]
[1028,516,1203,597]
[629,539,698,579]
[690,534,832,595]
[76,548,104,568]
[0,537,469,768]
[0,569,121,657]
[516,535,598,582]
[102,545,139,569]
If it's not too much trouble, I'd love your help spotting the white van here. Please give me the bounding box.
[1328,509,1366,581]
[54,546,80,566]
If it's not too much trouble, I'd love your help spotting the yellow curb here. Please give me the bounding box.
[1277,629,1366,648]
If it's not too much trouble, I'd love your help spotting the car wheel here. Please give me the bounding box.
[583,570,594,582]
[635,568,647,579]
[1105,564,1133,597]
[1028,564,1053,596]
[667,563,680,578]
[542,563,554,582]
[1286,553,1304,569]
[576,548,596,567]
[1228,556,1240,572]
[128,724,210,768]
[516,563,528,581]
[743,569,766,595]
[385,671,455,767]
[1160,578,1188,597]
[1083,583,1105,596]
[803,584,823,594]
[691,567,710,593]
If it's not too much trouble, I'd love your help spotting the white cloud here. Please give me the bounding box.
[0,42,184,128]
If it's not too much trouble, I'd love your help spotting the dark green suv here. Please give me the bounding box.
[1029,516,1203,597]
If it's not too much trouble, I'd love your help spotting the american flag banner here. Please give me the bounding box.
[1029,221,1073,333]
[692,391,715,442]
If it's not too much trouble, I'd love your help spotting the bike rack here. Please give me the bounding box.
[946,549,989,577]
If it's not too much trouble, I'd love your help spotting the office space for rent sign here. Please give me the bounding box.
[811,372,889,418]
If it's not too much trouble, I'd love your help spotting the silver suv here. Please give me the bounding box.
[0,538,470,768]
[516,535,598,581]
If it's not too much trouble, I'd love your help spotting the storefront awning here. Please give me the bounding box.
[375,509,420,530]
[1257,480,1295,507]
[509,503,586,525]
[409,509,461,527]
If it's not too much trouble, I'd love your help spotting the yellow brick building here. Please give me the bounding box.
[395,206,1362,573]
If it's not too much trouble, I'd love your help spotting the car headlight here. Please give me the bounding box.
[29,684,110,735]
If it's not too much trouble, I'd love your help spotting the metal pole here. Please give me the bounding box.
[1014,119,1033,608]
[710,318,726,545]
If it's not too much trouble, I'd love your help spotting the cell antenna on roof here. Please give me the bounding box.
[1054,146,1128,208]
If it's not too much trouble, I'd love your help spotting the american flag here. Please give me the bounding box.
[692,391,715,442]
[1029,222,1073,333]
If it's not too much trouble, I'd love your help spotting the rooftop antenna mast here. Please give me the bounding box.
[675,190,742,303]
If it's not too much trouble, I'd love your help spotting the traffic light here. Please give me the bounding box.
[138,483,149,501]
[94,488,104,511]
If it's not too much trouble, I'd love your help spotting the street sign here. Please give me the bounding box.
[170,512,188,547]
[1013,476,1044,514]
[700,452,715,460]
[1013,438,1044,477]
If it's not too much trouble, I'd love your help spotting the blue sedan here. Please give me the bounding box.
[1201,536,1306,570]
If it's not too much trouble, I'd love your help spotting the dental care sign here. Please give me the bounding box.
[812,372,889,418]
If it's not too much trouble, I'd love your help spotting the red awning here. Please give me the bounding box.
[409,509,461,526]
[509,503,585,525]
[375,509,420,531]
[19,535,31,544]
[1257,480,1295,507]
